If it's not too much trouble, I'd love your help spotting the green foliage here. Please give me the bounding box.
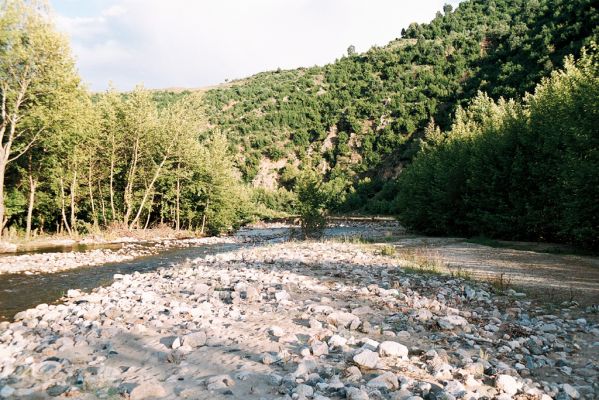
[296,170,329,238]
[198,132,249,235]
[396,49,599,249]
[295,167,347,238]
[185,0,597,217]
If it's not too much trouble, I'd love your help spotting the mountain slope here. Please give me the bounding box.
[159,0,598,212]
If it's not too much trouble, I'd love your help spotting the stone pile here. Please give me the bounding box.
[0,241,597,399]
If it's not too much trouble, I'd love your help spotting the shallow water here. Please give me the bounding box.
[0,242,239,321]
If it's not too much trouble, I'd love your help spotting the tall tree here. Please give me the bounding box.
[0,0,80,233]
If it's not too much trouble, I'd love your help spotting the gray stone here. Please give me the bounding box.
[438,315,468,330]
[367,371,399,390]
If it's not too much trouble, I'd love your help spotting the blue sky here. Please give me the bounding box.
[51,0,461,91]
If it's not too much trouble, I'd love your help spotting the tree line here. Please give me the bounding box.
[0,1,246,238]
[396,49,598,249]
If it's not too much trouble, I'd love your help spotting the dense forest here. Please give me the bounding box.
[1,0,598,248]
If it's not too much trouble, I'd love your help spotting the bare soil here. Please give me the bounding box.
[388,236,599,306]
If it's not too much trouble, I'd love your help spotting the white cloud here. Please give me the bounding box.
[52,0,462,91]
[101,5,126,18]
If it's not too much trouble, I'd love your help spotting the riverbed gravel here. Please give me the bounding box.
[1,240,597,399]
[0,236,238,275]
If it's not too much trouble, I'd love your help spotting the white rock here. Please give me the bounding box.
[378,341,408,359]
[353,349,379,369]
[311,340,329,356]
[327,311,360,328]
[275,290,290,302]
[129,383,167,399]
[495,374,521,396]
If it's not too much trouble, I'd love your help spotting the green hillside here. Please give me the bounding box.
[187,0,597,214]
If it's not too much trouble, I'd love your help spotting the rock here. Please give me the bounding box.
[495,374,521,396]
[353,349,379,369]
[438,315,468,330]
[328,334,348,348]
[311,340,329,356]
[0,242,17,253]
[415,308,433,322]
[562,384,579,399]
[46,385,69,397]
[378,341,408,359]
[367,371,399,390]
[295,384,314,397]
[309,318,323,329]
[0,386,15,398]
[269,326,285,337]
[182,331,207,348]
[206,375,235,390]
[327,311,360,328]
[346,387,370,400]
[129,383,167,399]
[194,283,210,295]
[344,366,362,382]
[275,290,290,302]
[67,289,81,298]
[262,352,281,365]
[444,380,466,397]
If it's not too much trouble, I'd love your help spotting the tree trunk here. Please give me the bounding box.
[201,197,209,235]
[175,166,181,231]
[0,163,6,235]
[109,135,116,221]
[60,177,73,237]
[87,160,98,228]
[144,193,155,230]
[25,174,37,239]
[98,181,107,226]
[129,154,168,229]
[123,135,140,227]
[70,170,77,237]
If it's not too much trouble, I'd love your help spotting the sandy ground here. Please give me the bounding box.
[386,237,599,306]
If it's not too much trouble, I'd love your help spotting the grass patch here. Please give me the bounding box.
[488,273,512,294]
[380,245,396,256]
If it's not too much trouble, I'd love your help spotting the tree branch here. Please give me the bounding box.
[7,129,41,164]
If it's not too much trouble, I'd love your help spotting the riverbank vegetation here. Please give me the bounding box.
[1,0,597,249]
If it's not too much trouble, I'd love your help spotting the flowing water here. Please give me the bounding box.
[0,242,239,322]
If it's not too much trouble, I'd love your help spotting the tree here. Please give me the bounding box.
[0,0,80,234]
[198,131,247,235]
[347,45,356,57]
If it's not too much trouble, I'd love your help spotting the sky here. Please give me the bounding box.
[51,0,462,92]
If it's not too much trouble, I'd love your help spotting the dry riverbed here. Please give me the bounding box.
[1,239,598,399]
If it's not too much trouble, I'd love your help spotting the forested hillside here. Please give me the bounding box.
[195,0,597,214]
